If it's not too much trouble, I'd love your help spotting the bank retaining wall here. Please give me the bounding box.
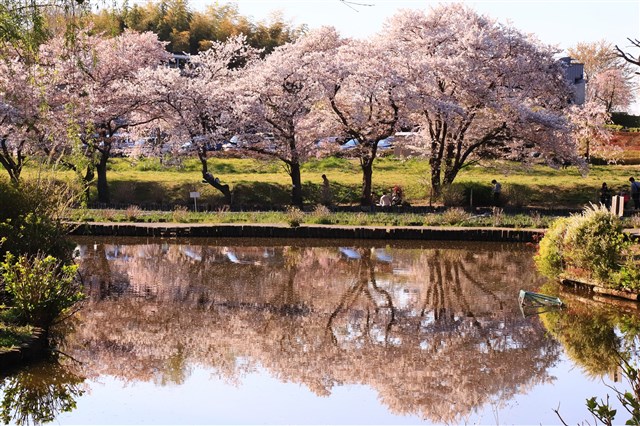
[69,223,546,243]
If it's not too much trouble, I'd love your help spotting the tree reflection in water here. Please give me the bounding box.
[543,288,640,378]
[0,359,85,425]
[4,240,640,424]
[2,239,567,423]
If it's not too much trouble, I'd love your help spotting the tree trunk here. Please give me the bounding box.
[96,154,110,205]
[0,139,23,185]
[289,161,303,209]
[0,159,21,185]
[199,150,232,205]
[443,163,461,188]
[360,160,374,206]
[585,140,590,163]
[430,156,442,199]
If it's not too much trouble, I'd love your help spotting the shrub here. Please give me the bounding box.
[0,179,75,262]
[125,205,143,221]
[562,205,627,283]
[309,205,332,225]
[534,217,570,279]
[172,205,189,223]
[530,212,544,228]
[492,207,504,227]
[439,208,472,226]
[613,258,640,290]
[0,253,84,327]
[102,209,119,222]
[441,184,466,207]
[286,206,304,227]
[535,205,635,288]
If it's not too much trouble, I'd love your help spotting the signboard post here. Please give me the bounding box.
[611,195,624,217]
[190,191,200,212]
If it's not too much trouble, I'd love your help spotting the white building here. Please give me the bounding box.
[559,57,585,105]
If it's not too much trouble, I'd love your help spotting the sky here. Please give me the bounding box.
[187,0,640,56]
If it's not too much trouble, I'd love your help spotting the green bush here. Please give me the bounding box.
[0,179,74,262]
[0,253,84,327]
[613,257,640,290]
[534,217,570,278]
[535,205,636,289]
[562,206,627,283]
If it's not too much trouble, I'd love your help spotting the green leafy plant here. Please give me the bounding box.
[0,253,84,327]
[535,217,570,279]
[562,205,628,283]
[557,360,640,426]
[0,179,75,262]
[535,205,637,289]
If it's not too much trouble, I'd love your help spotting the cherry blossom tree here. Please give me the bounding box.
[588,68,634,113]
[569,40,626,81]
[384,5,576,197]
[236,27,342,208]
[0,55,40,184]
[0,45,68,185]
[316,36,403,206]
[568,40,635,113]
[135,35,259,205]
[39,29,170,204]
[567,102,617,163]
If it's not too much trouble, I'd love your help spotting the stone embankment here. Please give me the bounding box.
[68,222,547,242]
[68,222,640,242]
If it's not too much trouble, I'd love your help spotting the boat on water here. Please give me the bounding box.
[519,290,564,307]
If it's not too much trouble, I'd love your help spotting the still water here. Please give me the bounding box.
[1,238,638,425]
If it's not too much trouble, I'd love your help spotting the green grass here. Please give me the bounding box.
[18,156,640,210]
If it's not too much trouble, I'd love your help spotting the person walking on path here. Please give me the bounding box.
[491,179,502,207]
[630,177,640,210]
[599,182,612,210]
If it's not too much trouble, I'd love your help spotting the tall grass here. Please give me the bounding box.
[72,208,562,228]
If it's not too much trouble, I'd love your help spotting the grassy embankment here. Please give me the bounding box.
[19,155,640,227]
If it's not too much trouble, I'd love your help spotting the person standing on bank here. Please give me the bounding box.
[630,177,640,210]
[491,179,502,207]
[599,182,612,210]
[321,174,332,207]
